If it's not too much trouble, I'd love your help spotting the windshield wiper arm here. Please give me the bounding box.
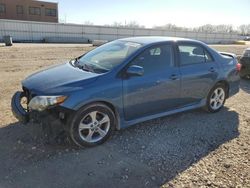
[75,61,94,73]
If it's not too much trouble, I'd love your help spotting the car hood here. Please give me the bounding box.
[22,63,100,94]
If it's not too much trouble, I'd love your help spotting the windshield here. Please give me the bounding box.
[76,40,142,73]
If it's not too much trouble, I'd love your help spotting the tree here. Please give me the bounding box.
[84,21,94,25]
[125,21,145,28]
[108,21,145,28]
[238,24,250,35]
[196,24,214,33]
[153,24,189,31]
[215,25,234,33]
[111,21,123,27]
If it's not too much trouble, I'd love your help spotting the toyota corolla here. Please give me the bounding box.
[11,37,240,147]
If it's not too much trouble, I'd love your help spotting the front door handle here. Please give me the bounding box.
[170,74,178,80]
[209,67,215,72]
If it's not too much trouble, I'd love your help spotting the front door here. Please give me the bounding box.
[122,43,181,121]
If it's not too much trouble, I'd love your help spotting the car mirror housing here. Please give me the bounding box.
[126,65,144,76]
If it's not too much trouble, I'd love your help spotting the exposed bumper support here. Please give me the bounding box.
[11,91,29,123]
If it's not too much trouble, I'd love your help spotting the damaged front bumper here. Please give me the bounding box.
[11,91,74,143]
[11,91,29,123]
[11,91,73,125]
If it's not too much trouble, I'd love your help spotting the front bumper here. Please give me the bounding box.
[11,91,29,123]
[11,91,74,125]
[11,91,74,143]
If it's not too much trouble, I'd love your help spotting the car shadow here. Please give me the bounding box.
[240,78,250,94]
[0,107,239,188]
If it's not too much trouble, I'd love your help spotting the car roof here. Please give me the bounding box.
[119,36,199,45]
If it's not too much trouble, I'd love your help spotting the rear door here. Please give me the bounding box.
[177,42,219,106]
[122,43,181,121]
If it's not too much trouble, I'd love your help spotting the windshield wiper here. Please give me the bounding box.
[80,64,94,72]
[71,58,109,73]
[73,59,94,73]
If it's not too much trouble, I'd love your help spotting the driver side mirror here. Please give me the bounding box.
[126,65,144,76]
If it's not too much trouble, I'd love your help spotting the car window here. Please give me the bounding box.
[204,50,213,62]
[130,44,174,75]
[178,44,212,65]
[150,47,161,56]
[77,40,142,73]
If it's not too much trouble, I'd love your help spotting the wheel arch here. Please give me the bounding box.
[214,80,230,98]
[76,100,121,130]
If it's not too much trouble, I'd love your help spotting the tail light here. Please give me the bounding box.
[236,63,242,71]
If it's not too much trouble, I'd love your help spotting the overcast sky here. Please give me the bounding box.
[47,0,250,28]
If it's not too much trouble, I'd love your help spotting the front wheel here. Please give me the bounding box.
[68,103,116,147]
[205,84,226,113]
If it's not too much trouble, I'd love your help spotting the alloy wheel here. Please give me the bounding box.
[209,88,225,110]
[78,111,110,143]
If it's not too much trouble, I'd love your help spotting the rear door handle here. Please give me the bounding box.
[170,74,178,80]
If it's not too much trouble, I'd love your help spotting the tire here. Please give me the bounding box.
[68,103,116,147]
[204,83,226,113]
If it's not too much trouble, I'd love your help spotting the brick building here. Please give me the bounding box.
[0,0,58,23]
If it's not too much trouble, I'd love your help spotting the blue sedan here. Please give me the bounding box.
[11,37,240,147]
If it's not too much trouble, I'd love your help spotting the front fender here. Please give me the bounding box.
[60,79,123,129]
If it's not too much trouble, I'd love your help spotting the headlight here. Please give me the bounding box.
[28,96,67,111]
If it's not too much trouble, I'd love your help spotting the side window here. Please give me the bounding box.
[205,50,213,62]
[178,44,213,65]
[45,8,57,17]
[130,44,174,75]
[29,7,41,15]
[16,5,24,14]
[0,4,6,13]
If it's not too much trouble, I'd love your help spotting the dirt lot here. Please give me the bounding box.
[0,43,249,188]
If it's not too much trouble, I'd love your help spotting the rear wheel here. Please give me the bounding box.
[205,84,226,113]
[68,103,116,147]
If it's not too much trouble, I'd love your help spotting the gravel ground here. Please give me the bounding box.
[0,43,249,188]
